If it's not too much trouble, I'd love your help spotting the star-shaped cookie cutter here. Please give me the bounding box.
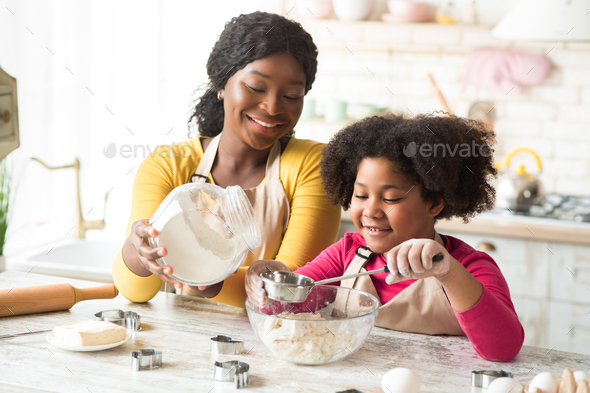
[131,349,162,371]
[94,309,141,331]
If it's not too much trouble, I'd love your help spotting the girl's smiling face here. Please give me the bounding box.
[221,53,306,150]
[350,157,444,254]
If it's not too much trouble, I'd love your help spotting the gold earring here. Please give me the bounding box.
[217,91,222,100]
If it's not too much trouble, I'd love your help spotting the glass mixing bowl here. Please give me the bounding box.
[245,285,379,365]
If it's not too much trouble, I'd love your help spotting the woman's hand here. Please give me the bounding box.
[182,283,222,297]
[122,219,182,290]
[385,239,456,285]
[182,261,246,297]
[245,260,290,308]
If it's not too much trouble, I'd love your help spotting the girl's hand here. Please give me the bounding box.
[123,219,183,290]
[245,260,290,308]
[385,239,456,285]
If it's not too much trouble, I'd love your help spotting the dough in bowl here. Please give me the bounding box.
[261,312,354,364]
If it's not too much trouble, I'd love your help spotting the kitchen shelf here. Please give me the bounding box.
[297,18,494,32]
[295,18,500,54]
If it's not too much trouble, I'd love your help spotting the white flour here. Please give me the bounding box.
[158,206,238,283]
[261,312,355,364]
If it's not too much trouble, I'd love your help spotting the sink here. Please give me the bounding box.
[5,225,122,283]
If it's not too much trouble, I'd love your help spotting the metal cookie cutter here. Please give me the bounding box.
[211,335,244,356]
[132,349,162,371]
[95,309,141,331]
[471,370,514,388]
[214,360,250,389]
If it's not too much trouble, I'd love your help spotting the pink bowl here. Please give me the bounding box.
[387,1,435,21]
[297,0,333,19]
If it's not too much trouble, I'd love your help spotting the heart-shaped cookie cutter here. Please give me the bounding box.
[94,309,141,331]
[214,360,250,389]
[132,349,162,371]
[210,335,244,355]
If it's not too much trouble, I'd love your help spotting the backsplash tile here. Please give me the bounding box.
[295,19,590,196]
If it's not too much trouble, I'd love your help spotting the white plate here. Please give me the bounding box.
[46,330,132,352]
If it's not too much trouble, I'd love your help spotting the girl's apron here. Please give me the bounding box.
[191,133,290,266]
[335,234,464,335]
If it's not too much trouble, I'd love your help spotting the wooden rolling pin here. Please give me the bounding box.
[0,283,118,317]
[427,74,452,115]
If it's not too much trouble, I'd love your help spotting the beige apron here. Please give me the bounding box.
[336,237,464,336]
[191,133,290,266]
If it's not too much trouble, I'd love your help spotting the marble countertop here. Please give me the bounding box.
[434,213,590,246]
[1,271,588,393]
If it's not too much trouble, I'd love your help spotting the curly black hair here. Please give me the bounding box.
[187,11,318,138]
[320,113,498,223]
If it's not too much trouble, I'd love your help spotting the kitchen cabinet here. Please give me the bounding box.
[439,230,590,355]
[548,300,590,355]
[548,243,590,304]
[547,242,590,355]
[511,297,547,348]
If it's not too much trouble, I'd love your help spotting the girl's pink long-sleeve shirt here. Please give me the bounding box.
[293,232,525,362]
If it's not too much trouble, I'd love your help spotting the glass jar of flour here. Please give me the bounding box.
[148,183,261,286]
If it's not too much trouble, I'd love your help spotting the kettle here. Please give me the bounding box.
[496,147,543,212]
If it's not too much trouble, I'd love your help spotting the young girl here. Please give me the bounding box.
[246,113,525,362]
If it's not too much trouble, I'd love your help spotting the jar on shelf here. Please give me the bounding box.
[436,0,456,24]
[148,183,261,287]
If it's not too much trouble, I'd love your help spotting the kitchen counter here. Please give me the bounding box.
[341,210,590,245]
[1,271,588,392]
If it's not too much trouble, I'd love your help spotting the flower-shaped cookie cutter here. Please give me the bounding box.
[94,309,141,331]
[210,335,244,356]
[132,349,162,371]
[214,360,250,389]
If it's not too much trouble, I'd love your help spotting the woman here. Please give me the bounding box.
[112,11,341,307]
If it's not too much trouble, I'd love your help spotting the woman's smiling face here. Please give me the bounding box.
[350,157,444,254]
[220,53,306,150]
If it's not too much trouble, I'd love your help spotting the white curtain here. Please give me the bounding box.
[0,0,262,252]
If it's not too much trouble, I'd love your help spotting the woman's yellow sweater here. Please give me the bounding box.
[112,136,341,307]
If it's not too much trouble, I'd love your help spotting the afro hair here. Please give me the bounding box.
[320,113,498,223]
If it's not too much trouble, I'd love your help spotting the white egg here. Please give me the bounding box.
[381,367,420,393]
[529,372,558,393]
[574,370,590,384]
[487,377,523,393]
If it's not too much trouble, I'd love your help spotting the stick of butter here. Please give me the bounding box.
[51,320,127,346]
